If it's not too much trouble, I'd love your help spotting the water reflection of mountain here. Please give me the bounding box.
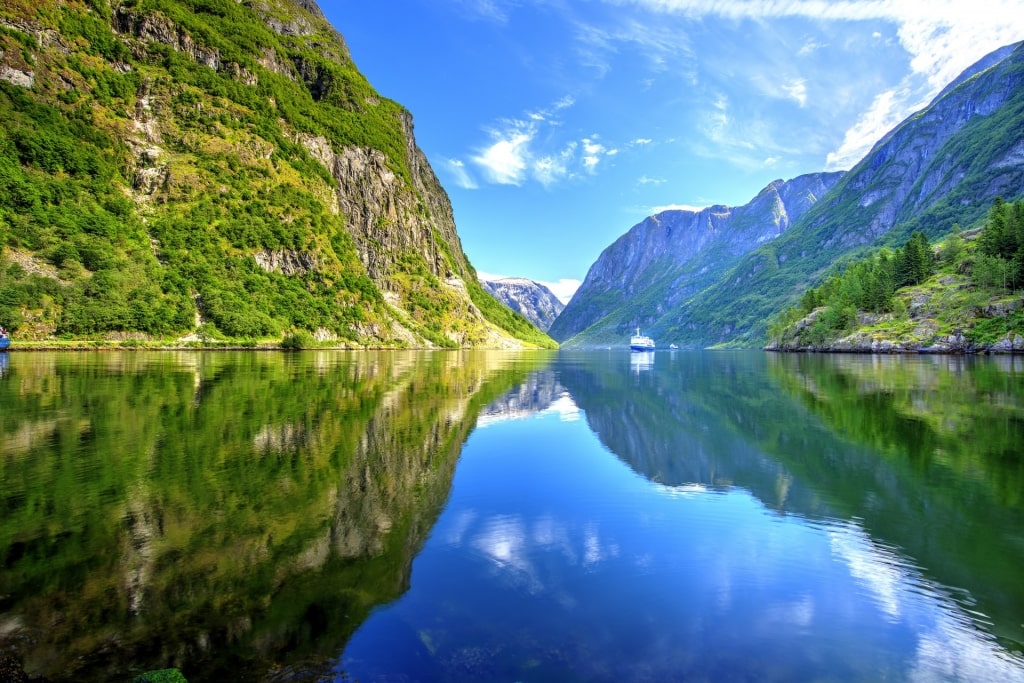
[557,350,1024,654]
[0,351,545,682]
[478,369,567,425]
[559,352,812,510]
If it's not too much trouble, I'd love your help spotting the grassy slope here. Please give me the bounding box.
[770,227,1024,350]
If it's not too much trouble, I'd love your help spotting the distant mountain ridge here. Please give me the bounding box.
[480,276,565,332]
[549,172,844,345]
[555,41,1024,348]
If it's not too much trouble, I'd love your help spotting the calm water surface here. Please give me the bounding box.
[1,350,1022,682]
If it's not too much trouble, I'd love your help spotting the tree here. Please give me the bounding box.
[895,232,932,287]
[943,226,964,265]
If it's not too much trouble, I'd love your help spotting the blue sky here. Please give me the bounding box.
[322,1,1024,302]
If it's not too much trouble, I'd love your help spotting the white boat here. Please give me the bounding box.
[629,328,655,351]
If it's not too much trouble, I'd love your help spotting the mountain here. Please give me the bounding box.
[549,172,844,346]
[480,276,565,332]
[0,0,554,349]
[557,41,1024,349]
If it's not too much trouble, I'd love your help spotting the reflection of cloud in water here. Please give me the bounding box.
[477,391,579,427]
[830,521,1024,682]
[583,522,619,566]
[652,482,708,497]
[451,511,622,594]
[761,595,815,630]
[443,509,477,546]
[545,394,580,422]
[830,526,903,620]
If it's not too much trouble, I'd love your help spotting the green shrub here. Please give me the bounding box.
[281,330,315,349]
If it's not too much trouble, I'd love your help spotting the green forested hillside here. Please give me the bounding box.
[768,199,1024,351]
[0,0,555,348]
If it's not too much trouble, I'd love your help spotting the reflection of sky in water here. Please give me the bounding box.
[339,395,1024,683]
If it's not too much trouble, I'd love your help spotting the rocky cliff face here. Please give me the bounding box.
[0,0,543,348]
[549,172,843,345]
[480,276,565,331]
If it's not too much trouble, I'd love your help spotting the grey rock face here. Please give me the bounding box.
[481,277,565,331]
[549,172,843,343]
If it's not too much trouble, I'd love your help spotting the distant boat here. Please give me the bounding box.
[630,328,655,352]
[669,343,679,350]
[0,333,9,350]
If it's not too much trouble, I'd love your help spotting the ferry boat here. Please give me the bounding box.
[629,328,655,352]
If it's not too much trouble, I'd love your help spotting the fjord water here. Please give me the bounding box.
[1,351,1023,682]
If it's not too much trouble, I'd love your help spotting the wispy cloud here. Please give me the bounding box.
[695,93,792,170]
[781,78,808,107]
[618,0,1024,168]
[797,38,826,56]
[472,124,534,185]
[534,143,577,187]
[571,11,697,82]
[443,158,478,189]
[454,0,518,22]
[469,100,618,187]
[825,87,907,170]
[637,175,666,185]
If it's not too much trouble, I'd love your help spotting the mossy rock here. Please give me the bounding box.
[131,669,188,683]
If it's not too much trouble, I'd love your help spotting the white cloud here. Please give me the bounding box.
[469,103,619,186]
[541,393,581,421]
[798,38,826,56]
[572,13,696,81]
[472,125,534,185]
[455,0,516,22]
[697,93,789,169]
[637,175,666,185]
[537,278,582,303]
[631,137,654,145]
[824,87,907,170]
[650,202,707,214]
[444,158,478,189]
[581,136,608,171]
[535,142,578,187]
[527,95,577,122]
[781,78,808,107]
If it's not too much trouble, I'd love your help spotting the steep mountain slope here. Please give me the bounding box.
[0,0,553,348]
[550,172,843,345]
[558,41,1024,349]
[480,275,565,332]
[671,41,1024,347]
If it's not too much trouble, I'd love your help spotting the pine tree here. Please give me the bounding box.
[980,197,1009,257]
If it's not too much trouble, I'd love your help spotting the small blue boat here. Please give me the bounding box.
[0,336,9,350]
